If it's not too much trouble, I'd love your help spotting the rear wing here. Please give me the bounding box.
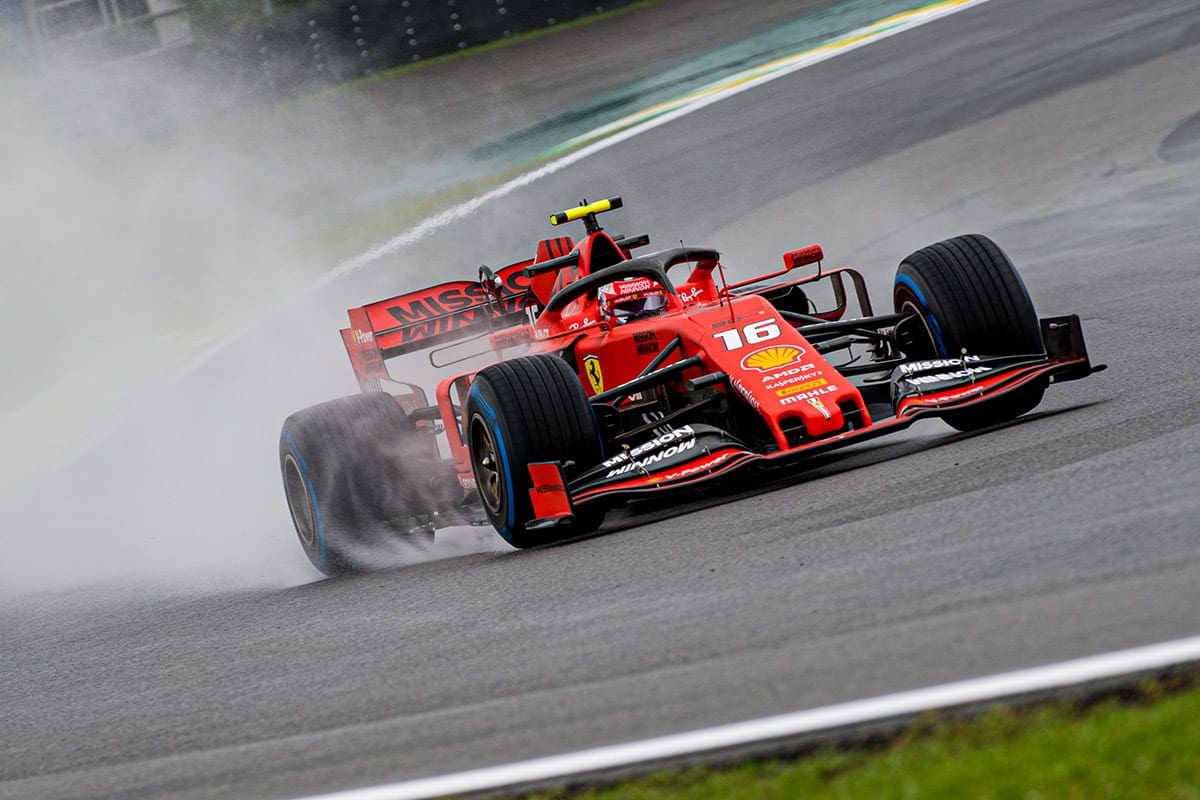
[340,260,534,392]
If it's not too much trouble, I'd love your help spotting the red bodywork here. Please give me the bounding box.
[340,222,1097,517]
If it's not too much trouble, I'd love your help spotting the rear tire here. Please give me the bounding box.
[280,392,435,575]
[893,234,1046,431]
[465,354,605,548]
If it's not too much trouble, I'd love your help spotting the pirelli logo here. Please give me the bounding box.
[776,378,827,397]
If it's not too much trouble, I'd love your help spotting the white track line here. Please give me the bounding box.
[297,635,1200,800]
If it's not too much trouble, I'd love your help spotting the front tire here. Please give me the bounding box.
[465,354,605,548]
[280,392,435,575]
[893,234,1046,431]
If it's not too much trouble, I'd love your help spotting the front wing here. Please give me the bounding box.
[525,315,1102,526]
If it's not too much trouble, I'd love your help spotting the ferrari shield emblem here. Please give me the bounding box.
[583,355,604,394]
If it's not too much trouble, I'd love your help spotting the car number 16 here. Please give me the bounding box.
[713,318,782,351]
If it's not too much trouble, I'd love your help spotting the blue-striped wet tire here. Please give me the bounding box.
[279,392,433,575]
[465,354,604,548]
[893,234,1047,431]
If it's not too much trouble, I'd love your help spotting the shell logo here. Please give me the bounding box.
[741,346,805,372]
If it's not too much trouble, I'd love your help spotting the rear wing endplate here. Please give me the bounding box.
[340,260,534,391]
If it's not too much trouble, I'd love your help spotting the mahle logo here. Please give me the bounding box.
[741,346,805,372]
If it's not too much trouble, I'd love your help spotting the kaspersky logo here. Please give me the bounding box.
[741,346,805,372]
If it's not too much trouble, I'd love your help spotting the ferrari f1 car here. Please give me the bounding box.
[280,197,1103,574]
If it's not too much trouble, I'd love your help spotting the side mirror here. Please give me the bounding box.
[479,264,503,297]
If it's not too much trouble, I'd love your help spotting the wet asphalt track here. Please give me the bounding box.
[4,1,1200,797]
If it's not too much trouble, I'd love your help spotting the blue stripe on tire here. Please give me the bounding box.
[895,273,948,357]
[283,427,328,566]
[468,386,517,537]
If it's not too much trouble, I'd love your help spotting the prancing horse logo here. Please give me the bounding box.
[583,355,604,394]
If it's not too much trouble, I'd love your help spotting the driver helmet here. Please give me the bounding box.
[598,277,669,324]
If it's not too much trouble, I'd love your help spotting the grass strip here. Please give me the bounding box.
[524,675,1200,800]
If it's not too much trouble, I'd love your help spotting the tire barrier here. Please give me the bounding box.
[232,0,642,97]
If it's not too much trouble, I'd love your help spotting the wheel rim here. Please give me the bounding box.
[470,415,504,517]
[899,296,941,358]
[282,453,317,547]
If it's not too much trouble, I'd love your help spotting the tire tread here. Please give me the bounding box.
[893,234,1046,431]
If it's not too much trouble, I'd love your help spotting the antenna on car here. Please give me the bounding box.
[721,262,736,322]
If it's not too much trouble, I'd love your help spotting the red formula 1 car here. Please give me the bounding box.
[280,197,1103,574]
